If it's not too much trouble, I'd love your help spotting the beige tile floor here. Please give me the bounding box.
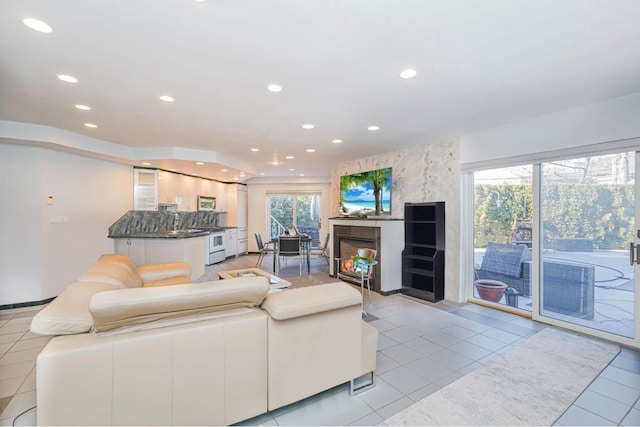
[0,306,49,426]
[1,253,639,426]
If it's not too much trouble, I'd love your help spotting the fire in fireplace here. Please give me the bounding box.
[333,225,381,291]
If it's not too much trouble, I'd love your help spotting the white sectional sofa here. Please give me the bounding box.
[31,254,378,426]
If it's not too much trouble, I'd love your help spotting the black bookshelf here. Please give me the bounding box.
[401,202,445,302]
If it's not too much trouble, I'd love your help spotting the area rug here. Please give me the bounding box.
[383,328,620,426]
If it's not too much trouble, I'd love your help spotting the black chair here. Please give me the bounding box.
[277,236,303,275]
[255,233,275,268]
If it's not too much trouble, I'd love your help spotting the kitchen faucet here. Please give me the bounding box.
[173,213,180,231]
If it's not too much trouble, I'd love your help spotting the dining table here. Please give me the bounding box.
[271,234,312,273]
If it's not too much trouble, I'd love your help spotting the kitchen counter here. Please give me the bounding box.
[108,229,211,239]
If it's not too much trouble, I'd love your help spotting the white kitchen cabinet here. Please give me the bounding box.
[133,168,158,211]
[114,238,147,266]
[177,175,197,211]
[237,227,248,255]
[114,236,206,280]
[157,170,178,205]
[225,184,248,255]
[216,182,228,212]
[225,228,237,258]
[225,184,247,226]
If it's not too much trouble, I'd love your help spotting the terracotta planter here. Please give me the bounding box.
[474,280,508,303]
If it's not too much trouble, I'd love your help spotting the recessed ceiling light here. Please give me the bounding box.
[302,124,315,130]
[272,161,280,166]
[159,95,174,102]
[142,162,151,166]
[57,74,78,83]
[299,174,305,177]
[233,177,239,181]
[306,149,315,153]
[285,156,294,159]
[84,123,97,128]
[75,104,91,111]
[267,84,282,92]
[400,68,417,79]
[251,148,259,152]
[193,0,209,2]
[195,162,204,165]
[221,169,228,172]
[368,125,380,131]
[260,172,266,176]
[23,18,52,33]
[332,139,343,144]
[239,173,246,177]
[289,168,295,171]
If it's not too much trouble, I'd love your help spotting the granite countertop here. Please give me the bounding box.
[108,229,211,239]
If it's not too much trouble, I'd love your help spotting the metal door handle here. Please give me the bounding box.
[630,242,640,265]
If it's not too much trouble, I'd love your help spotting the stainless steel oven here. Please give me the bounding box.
[206,231,226,265]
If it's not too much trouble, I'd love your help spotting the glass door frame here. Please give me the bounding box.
[265,192,322,240]
[531,158,639,348]
[463,148,640,349]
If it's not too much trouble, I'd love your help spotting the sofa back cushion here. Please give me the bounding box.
[77,255,143,289]
[30,281,120,335]
[90,276,270,332]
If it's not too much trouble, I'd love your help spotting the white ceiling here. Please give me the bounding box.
[1,0,640,182]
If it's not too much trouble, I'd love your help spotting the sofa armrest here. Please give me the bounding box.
[261,282,361,320]
[137,262,191,284]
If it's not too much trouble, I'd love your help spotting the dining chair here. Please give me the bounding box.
[255,233,275,268]
[277,236,303,275]
[313,233,330,265]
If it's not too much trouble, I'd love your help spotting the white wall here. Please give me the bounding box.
[460,92,640,166]
[332,139,462,302]
[247,181,331,253]
[0,144,132,305]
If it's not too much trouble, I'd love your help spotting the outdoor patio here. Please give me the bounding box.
[474,248,635,339]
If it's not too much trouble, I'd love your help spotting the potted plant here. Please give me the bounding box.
[473,279,508,302]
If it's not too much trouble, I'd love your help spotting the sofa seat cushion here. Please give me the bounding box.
[90,276,270,332]
[137,262,191,284]
[142,276,192,288]
[261,282,361,320]
[77,260,143,289]
[30,281,120,335]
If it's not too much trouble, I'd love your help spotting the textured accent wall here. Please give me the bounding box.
[331,139,461,301]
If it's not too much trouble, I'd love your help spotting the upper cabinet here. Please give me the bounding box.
[154,169,228,212]
[157,170,178,205]
[225,184,248,227]
[133,168,158,211]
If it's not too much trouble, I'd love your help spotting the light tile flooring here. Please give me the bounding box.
[1,254,639,426]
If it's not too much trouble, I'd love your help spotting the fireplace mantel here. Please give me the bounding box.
[329,218,404,294]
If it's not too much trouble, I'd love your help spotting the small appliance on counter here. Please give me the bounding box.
[198,195,217,211]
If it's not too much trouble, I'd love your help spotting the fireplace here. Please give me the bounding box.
[333,225,381,292]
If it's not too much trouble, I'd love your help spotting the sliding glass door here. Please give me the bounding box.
[267,194,321,243]
[473,166,533,311]
[540,152,635,338]
[470,150,638,345]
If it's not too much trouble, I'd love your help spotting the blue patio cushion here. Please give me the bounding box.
[480,242,532,277]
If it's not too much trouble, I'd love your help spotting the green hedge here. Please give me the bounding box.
[474,184,634,250]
